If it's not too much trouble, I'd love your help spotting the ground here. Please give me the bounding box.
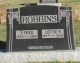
[0,23,6,42]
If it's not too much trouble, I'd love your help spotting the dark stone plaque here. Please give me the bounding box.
[6,5,75,52]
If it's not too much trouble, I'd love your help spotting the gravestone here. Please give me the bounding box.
[6,5,75,52]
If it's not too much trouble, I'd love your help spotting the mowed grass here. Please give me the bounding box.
[0,23,6,42]
[73,22,80,47]
[23,61,80,63]
[59,0,80,3]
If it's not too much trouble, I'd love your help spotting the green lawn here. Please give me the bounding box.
[73,22,80,47]
[0,23,6,42]
[24,61,80,63]
[59,0,80,3]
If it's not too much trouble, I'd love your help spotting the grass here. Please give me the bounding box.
[0,23,6,42]
[59,0,80,3]
[23,61,80,63]
[73,22,80,47]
